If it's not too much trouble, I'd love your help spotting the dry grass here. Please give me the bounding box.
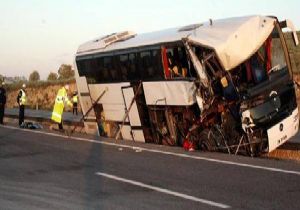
[5,82,80,112]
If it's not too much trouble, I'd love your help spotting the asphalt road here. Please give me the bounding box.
[0,125,300,210]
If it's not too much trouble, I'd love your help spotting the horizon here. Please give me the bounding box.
[1,0,299,79]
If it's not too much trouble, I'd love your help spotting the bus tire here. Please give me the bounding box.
[199,129,217,152]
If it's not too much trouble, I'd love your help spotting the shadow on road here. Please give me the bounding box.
[83,135,105,210]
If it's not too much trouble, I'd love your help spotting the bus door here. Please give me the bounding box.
[76,76,99,135]
[121,86,145,142]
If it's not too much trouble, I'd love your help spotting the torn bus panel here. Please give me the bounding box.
[182,20,299,155]
[74,15,299,156]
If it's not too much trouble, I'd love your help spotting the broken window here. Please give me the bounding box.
[165,46,196,79]
[270,28,287,72]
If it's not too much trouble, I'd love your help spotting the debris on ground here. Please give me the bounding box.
[20,121,43,129]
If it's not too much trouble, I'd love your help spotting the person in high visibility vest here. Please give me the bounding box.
[17,84,27,126]
[51,84,72,130]
[72,91,78,115]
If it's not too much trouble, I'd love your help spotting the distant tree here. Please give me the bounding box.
[58,64,74,80]
[0,74,4,83]
[47,72,58,81]
[29,70,40,82]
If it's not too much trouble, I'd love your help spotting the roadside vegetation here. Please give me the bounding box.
[1,64,78,111]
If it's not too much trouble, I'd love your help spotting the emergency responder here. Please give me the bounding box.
[17,83,27,126]
[51,84,72,130]
[72,91,78,115]
[0,82,6,124]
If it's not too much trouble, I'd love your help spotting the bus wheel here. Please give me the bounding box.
[199,129,217,152]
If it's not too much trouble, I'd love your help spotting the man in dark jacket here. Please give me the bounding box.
[0,82,6,124]
[17,83,27,126]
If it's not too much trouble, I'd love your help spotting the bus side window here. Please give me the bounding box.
[167,48,182,78]
[178,47,189,77]
[152,49,164,80]
[166,48,174,72]
[111,56,121,82]
[76,59,98,84]
[91,58,99,82]
[140,51,153,79]
[76,60,86,77]
[84,59,96,83]
[103,57,112,82]
[97,57,109,82]
[140,50,164,80]
[103,56,119,82]
[128,53,139,80]
[167,46,195,78]
[119,54,129,81]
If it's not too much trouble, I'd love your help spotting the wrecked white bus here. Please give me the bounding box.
[74,15,299,156]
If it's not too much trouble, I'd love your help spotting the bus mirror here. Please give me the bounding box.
[279,19,299,46]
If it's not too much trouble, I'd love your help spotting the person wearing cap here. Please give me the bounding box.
[72,91,78,115]
[51,84,72,130]
[0,82,6,124]
[17,83,27,126]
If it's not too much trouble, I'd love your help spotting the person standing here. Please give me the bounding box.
[17,83,27,126]
[51,84,72,130]
[72,91,78,115]
[0,82,6,124]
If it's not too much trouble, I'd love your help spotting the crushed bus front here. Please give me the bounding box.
[182,17,299,155]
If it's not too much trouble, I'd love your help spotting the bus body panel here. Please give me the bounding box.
[120,125,133,140]
[143,81,196,106]
[75,76,99,135]
[267,108,299,152]
[89,83,130,122]
[122,86,142,126]
[122,86,146,142]
[88,83,130,104]
[132,129,146,142]
[102,104,128,122]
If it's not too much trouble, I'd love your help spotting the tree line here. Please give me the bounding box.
[29,64,75,82]
[0,64,75,84]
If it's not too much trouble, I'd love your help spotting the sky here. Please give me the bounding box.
[0,0,299,80]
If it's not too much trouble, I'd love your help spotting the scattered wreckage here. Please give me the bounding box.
[74,15,299,156]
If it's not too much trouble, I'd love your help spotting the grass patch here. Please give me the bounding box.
[6,78,75,91]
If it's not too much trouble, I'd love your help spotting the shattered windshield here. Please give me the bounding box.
[231,26,289,97]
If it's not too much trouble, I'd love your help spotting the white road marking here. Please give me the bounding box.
[95,172,231,209]
[2,125,300,176]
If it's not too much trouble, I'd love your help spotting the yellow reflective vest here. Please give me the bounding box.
[51,87,72,123]
[72,94,78,103]
[19,89,27,106]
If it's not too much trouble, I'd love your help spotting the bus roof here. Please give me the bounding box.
[76,15,276,70]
